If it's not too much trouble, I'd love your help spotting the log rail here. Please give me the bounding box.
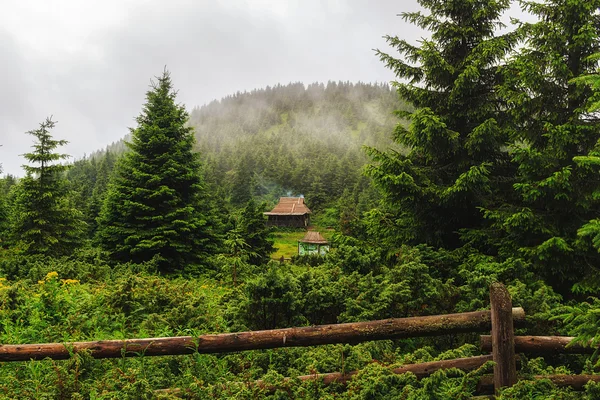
[0,307,525,362]
[481,335,597,354]
[1,283,599,396]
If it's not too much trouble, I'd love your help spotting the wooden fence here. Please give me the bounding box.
[1,282,598,397]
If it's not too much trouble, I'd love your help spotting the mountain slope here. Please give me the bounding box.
[187,81,408,208]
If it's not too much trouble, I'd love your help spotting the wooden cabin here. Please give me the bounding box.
[298,231,330,256]
[264,197,311,228]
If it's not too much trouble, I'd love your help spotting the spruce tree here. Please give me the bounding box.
[0,174,17,246]
[0,175,17,197]
[10,118,85,256]
[485,0,600,293]
[96,70,220,271]
[230,153,254,206]
[236,199,274,265]
[367,0,516,250]
[87,150,115,236]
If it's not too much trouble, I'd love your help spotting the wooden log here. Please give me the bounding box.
[478,374,600,393]
[544,374,600,390]
[157,372,600,397]
[390,354,494,379]
[489,282,517,392]
[0,308,525,362]
[481,335,596,354]
[255,354,494,387]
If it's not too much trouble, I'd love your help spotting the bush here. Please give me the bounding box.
[290,253,325,267]
[0,248,111,282]
[226,264,303,330]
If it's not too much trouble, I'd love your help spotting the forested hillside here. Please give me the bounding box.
[96,81,404,210]
[54,81,404,244]
[59,82,403,237]
[0,0,600,398]
[189,82,405,209]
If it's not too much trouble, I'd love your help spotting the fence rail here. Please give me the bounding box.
[0,307,525,362]
[481,335,597,354]
[2,283,598,397]
[257,354,495,387]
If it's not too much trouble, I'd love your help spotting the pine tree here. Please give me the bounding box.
[236,199,274,265]
[366,0,516,250]
[485,0,600,293]
[87,150,116,236]
[96,70,220,271]
[10,118,85,256]
[0,175,17,197]
[307,177,327,212]
[0,174,16,246]
[66,157,97,216]
[230,153,255,206]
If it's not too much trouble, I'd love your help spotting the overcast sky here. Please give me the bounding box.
[0,0,526,176]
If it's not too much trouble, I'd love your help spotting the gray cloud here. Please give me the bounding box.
[0,1,523,176]
[0,28,37,172]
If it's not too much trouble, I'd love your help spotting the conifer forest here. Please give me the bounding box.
[3,0,600,398]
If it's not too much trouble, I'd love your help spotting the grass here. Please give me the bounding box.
[271,228,335,259]
[271,231,305,259]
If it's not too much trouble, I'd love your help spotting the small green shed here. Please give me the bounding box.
[298,231,330,256]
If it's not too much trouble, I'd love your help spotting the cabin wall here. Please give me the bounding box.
[266,214,309,228]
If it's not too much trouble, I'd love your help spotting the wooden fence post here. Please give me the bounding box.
[489,282,517,393]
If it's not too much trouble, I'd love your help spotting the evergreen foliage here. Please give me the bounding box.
[0,166,7,245]
[96,70,220,272]
[0,174,17,197]
[2,2,600,394]
[367,0,516,250]
[230,153,255,206]
[66,82,396,228]
[236,199,274,266]
[188,81,403,210]
[65,156,97,219]
[0,175,17,247]
[0,203,5,245]
[482,0,600,292]
[87,150,116,236]
[10,118,85,256]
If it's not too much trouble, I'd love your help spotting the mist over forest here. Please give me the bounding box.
[89,81,406,212]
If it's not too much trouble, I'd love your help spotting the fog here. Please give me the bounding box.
[0,1,526,176]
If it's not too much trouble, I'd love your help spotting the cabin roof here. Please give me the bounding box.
[264,197,312,216]
[299,231,328,244]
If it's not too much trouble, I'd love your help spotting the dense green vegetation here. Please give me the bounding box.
[8,118,85,257]
[96,71,221,272]
[189,80,403,213]
[1,0,600,398]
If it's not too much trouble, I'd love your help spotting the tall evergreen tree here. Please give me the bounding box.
[87,150,116,236]
[10,118,85,256]
[96,70,220,271]
[66,157,97,215]
[366,0,516,250]
[230,159,253,206]
[0,174,17,246]
[484,0,600,293]
[0,174,17,197]
[236,199,274,265]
